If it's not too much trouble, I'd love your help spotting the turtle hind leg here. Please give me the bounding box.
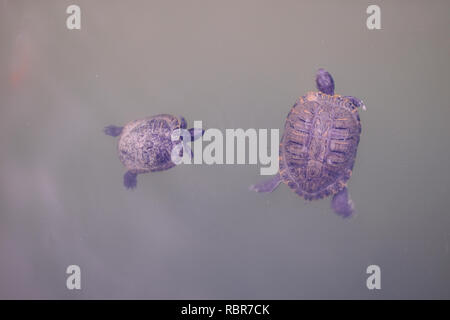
[331,187,354,218]
[316,68,335,95]
[123,171,138,189]
[104,125,123,137]
[249,173,282,193]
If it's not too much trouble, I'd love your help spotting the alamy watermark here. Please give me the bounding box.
[66,265,81,290]
[171,121,279,176]
[66,4,381,31]
[366,5,381,30]
[366,265,381,290]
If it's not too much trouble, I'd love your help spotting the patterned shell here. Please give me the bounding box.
[117,114,183,173]
[279,92,361,200]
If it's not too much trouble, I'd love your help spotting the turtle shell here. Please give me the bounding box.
[279,92,361,200]
[117,114,183,173]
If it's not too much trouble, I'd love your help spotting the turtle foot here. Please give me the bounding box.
[331,187,354,218]
[249,173,282,193]
[104,125,123,137]
[124,171,138,190]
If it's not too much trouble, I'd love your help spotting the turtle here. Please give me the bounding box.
[104,114,203,189]
[250,69,365,217]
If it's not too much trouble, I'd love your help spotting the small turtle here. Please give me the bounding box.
[250,69,365,217]
[104,114,203,189]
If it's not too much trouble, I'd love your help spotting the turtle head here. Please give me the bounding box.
[316,68,335,95]
[177,117,204,141]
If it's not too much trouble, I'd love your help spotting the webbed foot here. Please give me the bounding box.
[124,171,138,189]
[104,125,123,137]
[343,96,367,110]
[331,187,354,218]
[249,173,282,193]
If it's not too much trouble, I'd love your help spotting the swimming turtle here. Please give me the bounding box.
[104,114,203,189]
[250,69,365,217]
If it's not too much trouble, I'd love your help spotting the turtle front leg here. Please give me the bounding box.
[104,125,123,137]
[249,173,282,193]
[124,171,138,189]
[343,96,367,110]
[331,187,354,218]
[316,68,335,95]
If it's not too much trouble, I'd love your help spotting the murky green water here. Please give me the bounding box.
[1,0,449,298]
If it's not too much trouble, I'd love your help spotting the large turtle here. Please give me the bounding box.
[104,114,203,189]
[250,69,365,217]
